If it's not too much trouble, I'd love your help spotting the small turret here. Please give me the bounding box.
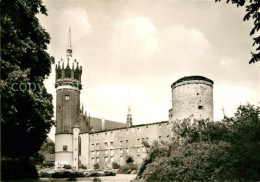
[126,90,133,126]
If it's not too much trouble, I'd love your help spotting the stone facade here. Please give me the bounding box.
[54,32,214,170]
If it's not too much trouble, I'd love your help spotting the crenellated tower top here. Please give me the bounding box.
[55,28,82,91]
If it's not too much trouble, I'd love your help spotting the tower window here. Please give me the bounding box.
[63,145,68,151]
[65,95,70,100]
[197,93,199,95]
[198,106,203,110]
[58,105,61,110]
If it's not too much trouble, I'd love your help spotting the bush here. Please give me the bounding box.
[93,163,100,170]
[39,172,51,178]
[1,157,38,180]
[125,156,134,163]
[93,177,101,182]
[104,171,116,176]
[112,162,120,169]
[64,164,72,169]
[117,163,138,174]
[51,171,85,178]
[79,163,87,169]
[42,162,54,168]
[88,172,100,177]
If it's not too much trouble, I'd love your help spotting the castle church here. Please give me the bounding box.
[54,30,214,170]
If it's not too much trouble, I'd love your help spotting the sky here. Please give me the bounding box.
[39,0,260,141]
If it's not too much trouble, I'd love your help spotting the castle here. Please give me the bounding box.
[54,30,214,170]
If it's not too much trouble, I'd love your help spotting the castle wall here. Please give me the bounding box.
[84,121,171,169]
[169,77,213,123]
[55,134,73,169]
[79,133,90,167]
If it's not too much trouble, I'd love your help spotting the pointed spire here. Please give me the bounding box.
[126,89,133,126]
[66,27,72,57]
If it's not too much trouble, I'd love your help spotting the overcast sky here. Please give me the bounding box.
[39,0,260,141]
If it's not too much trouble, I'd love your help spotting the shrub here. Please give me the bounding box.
[42,162,54,168]
[104,171,116,176]
[88,172,100,177]
[93,163,100,170]
[79,163,87,169]
[93,177,101,182]
[112,162,120,169]
[64,164,72,169]
[51,171,85,178]
[117,163,138,174]
[125,156,134,163]
[39,172,51,178]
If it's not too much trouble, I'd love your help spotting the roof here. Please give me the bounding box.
[89,117,127,131]
[171,75,214,88]
[81,120,168,134]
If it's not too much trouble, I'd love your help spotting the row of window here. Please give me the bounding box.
[91,155,141,163]
[91,146,146,156]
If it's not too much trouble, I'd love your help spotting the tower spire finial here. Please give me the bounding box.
[66,27,72,57]
[126,89,133,126]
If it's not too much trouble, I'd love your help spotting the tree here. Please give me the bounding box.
[1,0,54,159]
[138,104,260,181]
[215,0,260,63]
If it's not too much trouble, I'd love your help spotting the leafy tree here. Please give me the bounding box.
[138,104,260,181]
[1,0,54,160]
[215,0,260,63]
[94,163,100,170]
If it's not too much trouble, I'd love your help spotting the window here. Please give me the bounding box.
[96,143,99,148]
[137,155,140,161]
[105,132,107,136]
[96,157,99,162]
[96,150,99,155]
[92,157,95,162]
[137,138,140,142]
[58,105,61,110]
[110,156,114,162]
[110,142,114,147]
[75,158,77,161]
[120,140,123,145]
[104,142,108,147]
[146,137,149,140]
[92,151,95,155]
[137,147,140,152]
[159,136,162,139]
[167,135,170,138]
[91,144,95,149]
[142,146,146,152]
[126,140,128,144]
[198,105,203,110]
[110,149,114,156]
[63,145,68,151]
[104,157,108,162]
[120,148,123,154]
[126,148,129,153]
[138,127,139,130]
[146,126,148,128]
[159,124,161,127]
[105,150,108,155]
[142,138,145,141]
[65,95,70,100]
[197,93,199,95]
[120,156,123,161]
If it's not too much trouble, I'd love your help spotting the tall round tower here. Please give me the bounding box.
[169,76,214,123]
[55,28,82,169]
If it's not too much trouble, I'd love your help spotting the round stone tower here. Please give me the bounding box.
[169,76,214,123]
[55,28,82,169]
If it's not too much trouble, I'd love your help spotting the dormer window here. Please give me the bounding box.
[65,95,70,100]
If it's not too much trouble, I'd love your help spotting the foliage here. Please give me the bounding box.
[125,156,134,163]
[117,163,138,174]
[215,0,260,63]
[51,171,85,178]
[79,163,87,169]
[30,152,45,165]
[112,162,120,169]
[40,138,55,154]
[39,172,51,178]
[64,164,72,169]
[93,163,100,170]
[88,172,100,177]
[104,171,116,176]
[138,104,260,181]
[41,162,55,168]
[93,177,101,182]
[1,157,38,180]
[1,0,54,159]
